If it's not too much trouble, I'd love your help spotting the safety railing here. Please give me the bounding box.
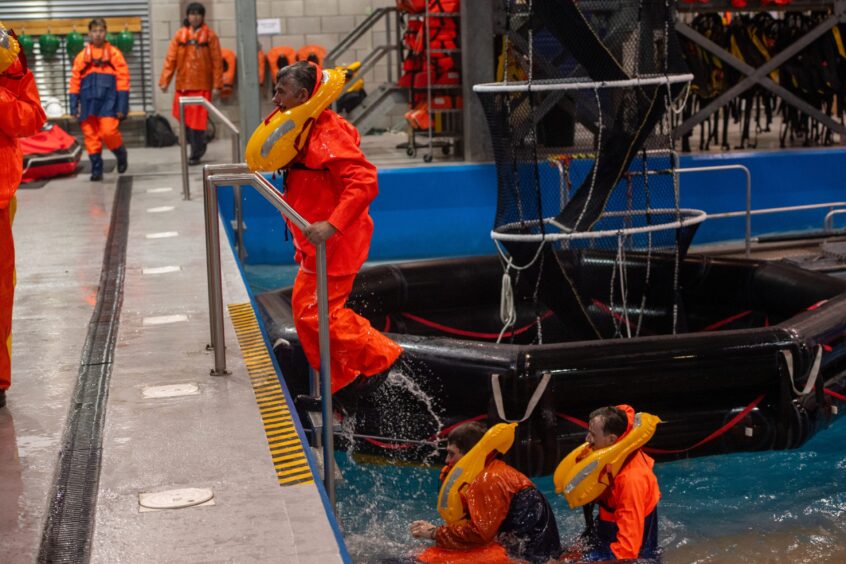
[201,163,337,510]
[825,209,846,232]
[179,96,246,261]
[324,6,402,84]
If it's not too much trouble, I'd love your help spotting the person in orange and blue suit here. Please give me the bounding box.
[580,405,661,561]
[410,422,562,564]
[158,2,222,166]
[69,18,130,181]
[272,61,402,407]
[1,22,47,409]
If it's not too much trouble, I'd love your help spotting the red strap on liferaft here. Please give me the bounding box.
[555,393,765,455]
[400,311,554,340]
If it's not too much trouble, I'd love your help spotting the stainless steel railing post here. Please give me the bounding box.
[180,97,247,262]
[179,99,191,201]
[205,170,337,509]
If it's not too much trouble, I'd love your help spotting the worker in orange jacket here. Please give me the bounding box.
[410,422,562,563]
[1,23,47,409]
[580,405,661,561]
[272,61,402,405]
[69,18,130,181]
[158,2,222,166]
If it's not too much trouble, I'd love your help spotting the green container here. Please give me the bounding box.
[18,33,35,58]
[66,30,85,58]
[115,30,134,54]
[38,32,60,59]
[105,32,117,46]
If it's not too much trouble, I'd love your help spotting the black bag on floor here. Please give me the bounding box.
[145,114,178,147]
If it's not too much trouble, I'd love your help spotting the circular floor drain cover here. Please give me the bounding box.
[139,488,214,510]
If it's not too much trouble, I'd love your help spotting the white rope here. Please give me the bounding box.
[491,372,551,423]
[781,347,823,397]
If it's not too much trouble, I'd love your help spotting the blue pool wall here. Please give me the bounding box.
[217,148,846,265]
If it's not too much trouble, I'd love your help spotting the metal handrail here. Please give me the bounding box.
[336,44,400,99]
[825,209,846,232]
[201,163,337,510]
[179,97,245,262]
[325,7,397,67]
[639,164,752,257]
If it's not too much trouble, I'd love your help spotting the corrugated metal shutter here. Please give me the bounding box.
[4,0,153,116]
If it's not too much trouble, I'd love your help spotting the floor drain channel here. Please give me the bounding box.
[38,176,133,563]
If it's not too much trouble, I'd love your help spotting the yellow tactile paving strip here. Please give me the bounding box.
[228,303,315,486]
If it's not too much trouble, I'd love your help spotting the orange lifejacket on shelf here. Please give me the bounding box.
[257,49,267,87]
[297,44,326,66]
[220,48,236,99]
[267,45,296,85]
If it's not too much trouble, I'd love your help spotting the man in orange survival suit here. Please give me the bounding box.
[410,422,561,563]
[158,2,222,166]
[271,61,402,407]
[69,18,130,181]
[577,405,661,561]
[0,23,47,409]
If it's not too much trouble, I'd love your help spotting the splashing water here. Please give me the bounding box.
[336,416,846,563]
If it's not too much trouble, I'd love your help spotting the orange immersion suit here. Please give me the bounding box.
[1,57,46,392]
[421,458,561,563]
[593,404,661,560]
[69,43,130,155]
[284,109,402,394]
[159,23,222,131]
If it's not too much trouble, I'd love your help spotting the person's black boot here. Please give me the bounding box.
[193,128,208,162]
[0,389,6,408]
[89,153,103,181]
[112,145,128,174]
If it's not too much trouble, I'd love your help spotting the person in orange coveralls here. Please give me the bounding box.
[410,422,561,563]
[1,23,46,409]
[272,61,402,407]
[577,405,661,561]
[69,18,130,181]
[158,2,222,166]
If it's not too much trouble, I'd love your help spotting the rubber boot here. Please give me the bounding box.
[188,128,207,166]
[187,127,201,166]
[89,153,103,181]
[112,145,128,174]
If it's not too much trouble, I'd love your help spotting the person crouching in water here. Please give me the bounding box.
[577,405,661,561]
[272,61,402,410]
[410,422,561,563]
[69,18,130,181]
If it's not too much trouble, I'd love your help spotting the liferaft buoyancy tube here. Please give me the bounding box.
[245,65,347,172]
[553,412,661,509]
[437,423,517,525]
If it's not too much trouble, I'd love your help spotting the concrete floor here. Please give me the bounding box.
[0,138,345,563]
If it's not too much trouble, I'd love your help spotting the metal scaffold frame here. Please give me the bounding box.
[674,0,846,141]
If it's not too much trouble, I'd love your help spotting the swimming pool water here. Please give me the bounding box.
[336,415,846,563]
[244,264,846,563]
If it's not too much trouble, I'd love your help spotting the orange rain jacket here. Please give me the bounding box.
[159,24,223,92]
[283,109,378,276]
[434,458,535,549]
[69,43,130,121]
[596,404,661,560]
[1,58,46,208]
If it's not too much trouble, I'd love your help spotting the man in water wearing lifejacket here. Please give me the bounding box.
[272,61,402,407]
[69,18,130,181]
[158,2,222,166]
[579,405,661,561]
[1,22,46,409]
[410,422,561,563]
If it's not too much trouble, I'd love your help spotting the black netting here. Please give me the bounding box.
[477,0,698,342]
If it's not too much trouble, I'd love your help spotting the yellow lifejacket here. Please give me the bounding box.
[437,422,517,525]
[553,412,661,509]
[245,65,347,172]
[0,22,21,74]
